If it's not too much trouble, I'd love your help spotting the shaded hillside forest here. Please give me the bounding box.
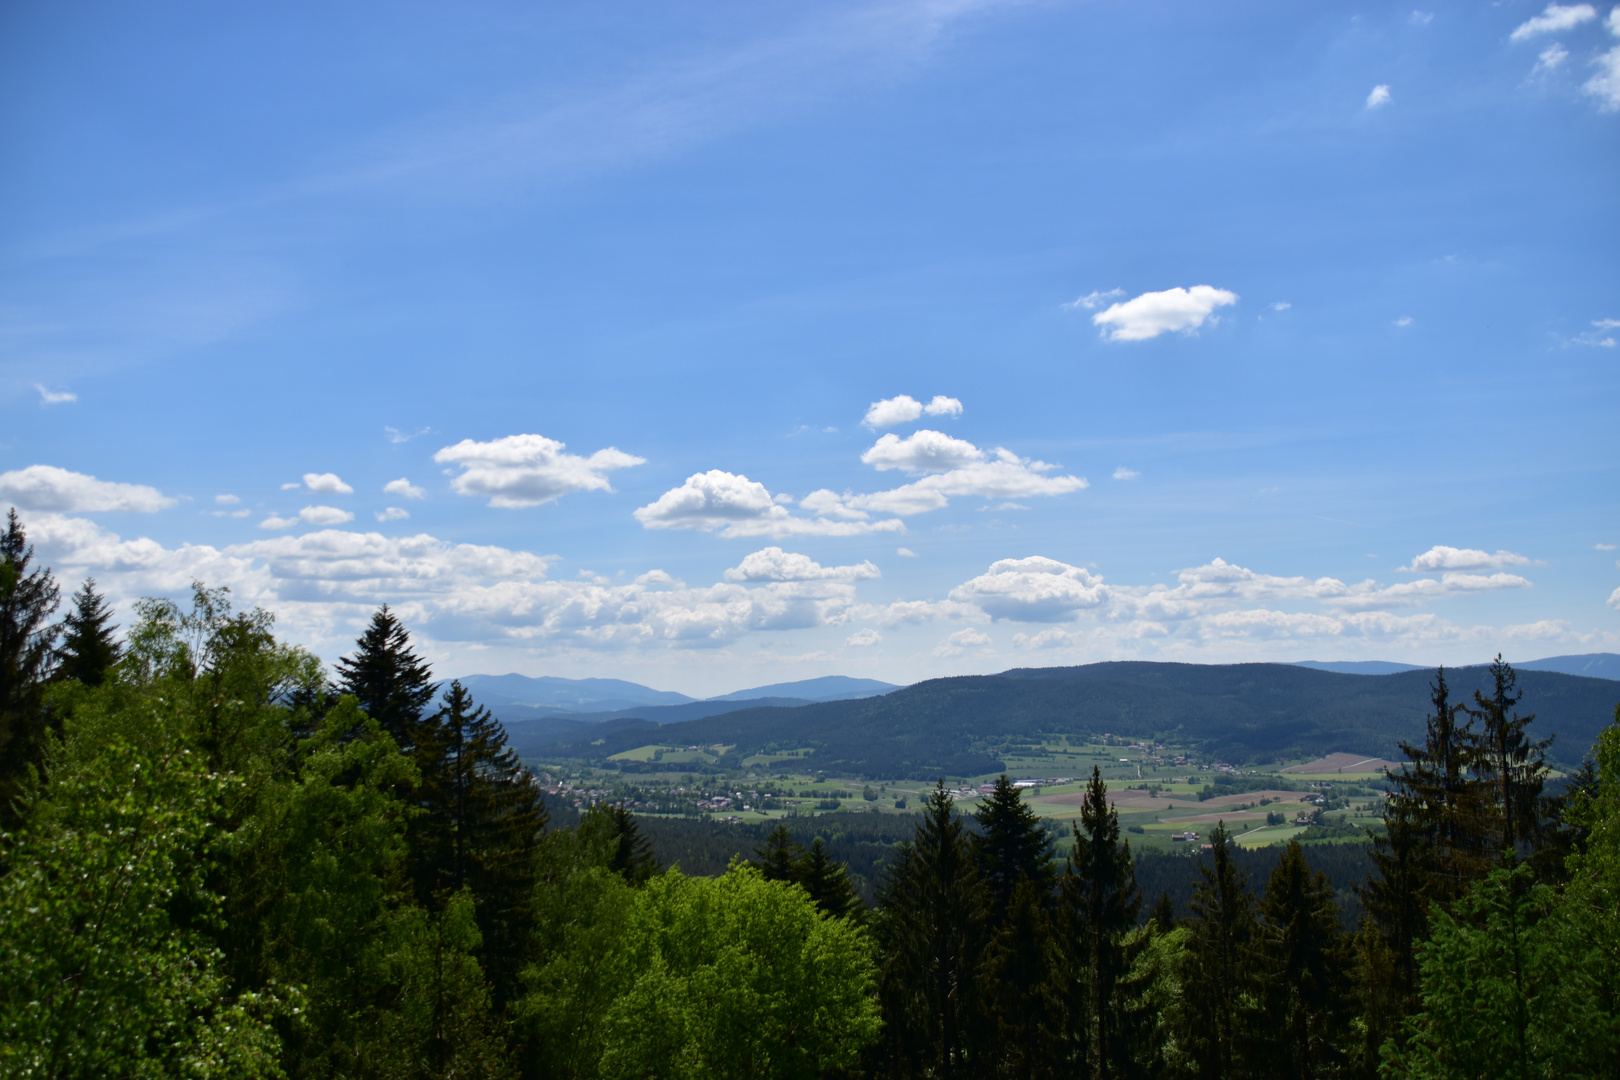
[1,510,1618,1079]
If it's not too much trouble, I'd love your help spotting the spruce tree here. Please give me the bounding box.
[1254,841,1353,1078]
[983,876,1057,1080]
[1467,655,1552,855]
[334,605,436,751]
[0,510,60,827]
[972,773,1057,925]
[1149,891,1176,932]
[1056,766,1143,1080]
[412,679,549,1009]
[54,577,121,687]
[1182,822,1258,1079]
[584,802,660,886]
[872,780,989,1079]
[799,837,861,921]
[751,823,804,882]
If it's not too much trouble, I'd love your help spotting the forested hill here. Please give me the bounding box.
[522,661,1620,778]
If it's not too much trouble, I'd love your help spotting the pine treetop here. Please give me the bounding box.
[335,605,436,750]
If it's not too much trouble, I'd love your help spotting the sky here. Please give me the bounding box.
[2,0,1617,697]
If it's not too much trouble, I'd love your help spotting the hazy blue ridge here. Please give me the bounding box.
[448,674,695,710]
[1512,654,1620,680]
[1292,661,1427,675]
[516,661,1620,779]
[706,676,901,702]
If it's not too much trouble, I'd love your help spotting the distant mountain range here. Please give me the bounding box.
[445,673,903,742]
[1295,653,1620,679]
[510,661,1620,779]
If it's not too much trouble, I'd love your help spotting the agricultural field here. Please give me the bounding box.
[527,733,1393,851]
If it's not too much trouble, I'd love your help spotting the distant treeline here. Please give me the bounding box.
[2,508,1618,1078]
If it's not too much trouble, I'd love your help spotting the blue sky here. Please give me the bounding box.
[2,0,1616,696]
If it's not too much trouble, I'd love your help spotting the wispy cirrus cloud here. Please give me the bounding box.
[1510,3,1596,42]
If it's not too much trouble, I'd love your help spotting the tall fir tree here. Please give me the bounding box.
[972,773,1057,924]
[1467,655,1551,856]
[751,823,804,882]
[872,780,989,1080]
[1055,766,1144,1080]
[1182,822,1259,1080]
[334,605,436,751]
[798,837,862,921]
[1253,841,1354,1079]
[0,510,60,827]
[412,679,549,1010]
[54,577,121,688]
[582,802,661,886]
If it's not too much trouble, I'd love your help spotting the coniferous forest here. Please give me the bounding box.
[2,508,1618,1079]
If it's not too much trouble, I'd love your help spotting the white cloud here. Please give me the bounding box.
[1533,43,1571,73]
[0,465,175,513]
[1092,286,1238,342]
[864,395,923,427]
[303,472,353,495]
[1511,3,1596,41]
[1610,586,1620,610]
[846,628,881,647]
[1270,301,1291,311]
[260,515,298,531]
[897,547,917,558]
[950,556,1110,622]
[723,547,880,583]
[215,494,240,505]
[281,482,301,490]
[1395,316,1414,327]
[1585,45,1620,110]
[384,478,426,500]
[299,506,355,526]
[376,507,410,522]
[840,450,1087,518]
[635,470,905,538]
[1596,543,1616,551]
[1400,545,1532,572]
[1063,288,1124,311]
[933,627,992,657]
[1366,84,1393,109]
[435,433,645,508]
[861,430,984,472]
[1113,467,1140,481]
[862,394,962,428]
[34,385,76,405]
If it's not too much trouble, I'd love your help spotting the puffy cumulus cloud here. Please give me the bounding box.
[861,430,984,472]
[299,506,355,526]
[384,478,425,499]
[933,627,992,657]
[950,556,1109,622]
[812,441,1086,520]
[1609,586,1620,610]
[215,494,240,505]
[303,473,353,495]
[723,547,880,584]
[260,514,298,531]
[1092,286,1238,342]
[636,470,905,538]
[1400,546,1532,572]
[1510,3,1596,41]
[1365,84,1392,109]
[0,465,176,513]
[846,628,881,647]
[862,394,963,428]
[896,547,918,557]
[20,514,876,655]
[376,507,410,522]
[435,434,645,508]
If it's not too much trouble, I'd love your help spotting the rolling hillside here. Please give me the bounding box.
[516,661,1620,779]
